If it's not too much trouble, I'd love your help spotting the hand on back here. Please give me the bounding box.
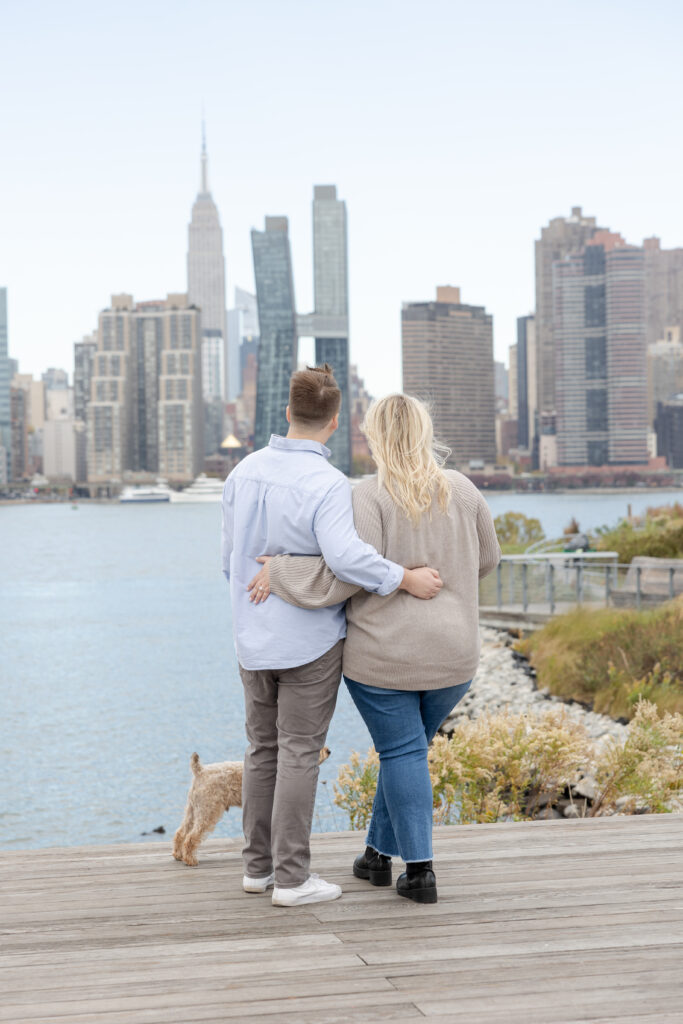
[400,566,443,600]
[247,556,272,604]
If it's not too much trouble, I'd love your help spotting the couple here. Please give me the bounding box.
[221,364,500,907]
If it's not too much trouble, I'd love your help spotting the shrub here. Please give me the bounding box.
[592,701,683,815]
[517,599,683,719]
[428,706,592,824]
[594,504,683,563]
[334,748,379,830]
[494,511,545,548]
[333,702,683,828]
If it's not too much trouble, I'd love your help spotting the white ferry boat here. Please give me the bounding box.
[119,483,172,504]
[170,474,224,503]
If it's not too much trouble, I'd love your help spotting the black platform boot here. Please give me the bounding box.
[353,846,392,886]
[396,860,437,904]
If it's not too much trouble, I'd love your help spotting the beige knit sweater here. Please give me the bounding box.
[268,470,501,690]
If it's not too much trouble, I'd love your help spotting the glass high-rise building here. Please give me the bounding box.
[251,186,351,470]
[252,218,298,449]
[0,288,11,481]
[312,185,351,475]
[187,127,227,401]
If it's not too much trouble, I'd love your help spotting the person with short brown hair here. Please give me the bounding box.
[221,366,442,907]
[288,362,341,427]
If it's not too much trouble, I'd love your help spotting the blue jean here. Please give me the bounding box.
[344,677,472,863]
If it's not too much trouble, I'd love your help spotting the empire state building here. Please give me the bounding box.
[187,128,228,402]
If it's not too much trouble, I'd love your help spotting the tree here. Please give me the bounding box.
[493,511,545,546]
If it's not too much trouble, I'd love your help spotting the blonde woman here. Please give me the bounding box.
[247,394,500,904]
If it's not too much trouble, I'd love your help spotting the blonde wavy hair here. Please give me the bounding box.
[361,394,452,525]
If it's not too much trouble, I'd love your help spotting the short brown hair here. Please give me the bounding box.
[289,363,341,427]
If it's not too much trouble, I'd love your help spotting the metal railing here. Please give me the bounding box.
[481,555,683,616]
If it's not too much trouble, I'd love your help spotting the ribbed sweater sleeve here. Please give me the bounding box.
[477,495,502,579]
[268,554,360,608]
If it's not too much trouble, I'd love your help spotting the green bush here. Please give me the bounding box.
[594,505,683,563]
[518,599,683,719]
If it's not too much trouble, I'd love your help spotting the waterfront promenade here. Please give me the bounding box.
[1,815,682,1023]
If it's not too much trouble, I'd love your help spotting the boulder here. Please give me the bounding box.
[573,775,597,800]
[533,808,563,820]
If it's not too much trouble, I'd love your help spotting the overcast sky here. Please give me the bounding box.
[2,0,682,397]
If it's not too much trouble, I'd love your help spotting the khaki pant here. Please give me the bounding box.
[239,640,343,888]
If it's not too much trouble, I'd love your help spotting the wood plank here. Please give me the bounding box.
[415,991,683,1018]
[0,986,418,1022]
[0,815,681,1024]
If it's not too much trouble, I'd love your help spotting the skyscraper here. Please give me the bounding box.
[227,287,259,402]
[187,126,227,401]
[0,288,10,482]
[252,217,298,449]
[507,345,518,420]
[402,286,496,465]
[644,238,683,345]
[554,232,648,466]
[292,186,351,472]
[647,326,683,429]
[87,294,202,485]
[157,296,203,481]
[87,294,134,482]
[516,314,537,450]
[74,333,97,424]
[312,185,350,474]
[10,384,28,480]
[535,208,602,425]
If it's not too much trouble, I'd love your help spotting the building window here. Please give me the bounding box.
[585,337,607,380]
[587,440,608,466]
[586,389,608,432]
[584,284,606,327]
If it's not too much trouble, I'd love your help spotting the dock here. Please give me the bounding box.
[1,814,682,1023]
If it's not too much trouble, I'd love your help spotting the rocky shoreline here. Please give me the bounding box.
[441,626,628,745]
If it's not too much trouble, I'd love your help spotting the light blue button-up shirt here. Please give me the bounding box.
[221,435,403,670]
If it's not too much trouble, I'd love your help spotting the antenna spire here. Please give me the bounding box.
[200,118,208,194]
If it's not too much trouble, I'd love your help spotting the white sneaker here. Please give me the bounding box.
[243,872,275,893]
[272,873,342,907]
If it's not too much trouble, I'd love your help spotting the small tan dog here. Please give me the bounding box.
[173,747,331,866]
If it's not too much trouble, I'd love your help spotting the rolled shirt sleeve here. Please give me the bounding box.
[312,477,403,595]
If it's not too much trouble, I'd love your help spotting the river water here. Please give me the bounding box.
[1,489,680,850]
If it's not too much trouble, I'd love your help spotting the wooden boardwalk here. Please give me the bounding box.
[1,815,682,1024]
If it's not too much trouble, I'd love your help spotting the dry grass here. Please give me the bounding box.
[333,702,683,828]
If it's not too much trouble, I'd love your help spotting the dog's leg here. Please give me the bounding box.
[173,801,194,862]
[182,802,226,867]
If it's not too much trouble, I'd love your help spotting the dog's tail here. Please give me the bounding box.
[190,752,202,775]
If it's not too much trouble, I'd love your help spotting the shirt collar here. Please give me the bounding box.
[269,434,331,459]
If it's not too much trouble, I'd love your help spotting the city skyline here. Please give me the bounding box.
[3,1,683,400]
